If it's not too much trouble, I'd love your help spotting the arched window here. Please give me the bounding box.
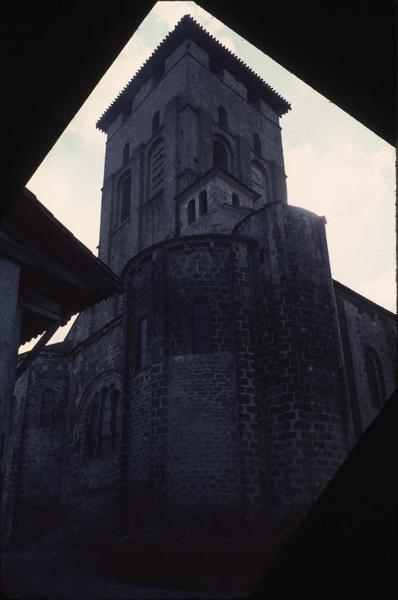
[199,190,208,216]
[94,386,113,455]
[40,389,55,427]
[213,140,229,172]
[192,301,211,353]
[100,386,112,439]
[110,388,120,451]
[87,385,120,458]
[138,316,149,371]
[364,349,386,409]
[123,142,130,165]
[218,106,228,128]
[253,133,262,155]
[89,392,101,457]
[232,193,240,207]
[119,172,131,224]
[152,111,160,136]
[250,162,268,198]
[76,376,121,461]
[187,198,196,224]
[149,139,165,198]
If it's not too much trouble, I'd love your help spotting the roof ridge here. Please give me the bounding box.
[96,14,290,132]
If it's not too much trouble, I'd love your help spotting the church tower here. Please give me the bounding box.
[96,15,290,274]
[93,16,350,532]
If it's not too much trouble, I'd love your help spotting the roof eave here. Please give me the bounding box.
[96,15,291,134]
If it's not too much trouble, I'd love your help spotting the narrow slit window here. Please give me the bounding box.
[187,198,196,224]
[138,316,149,370]
[120,174,131,223]
[89,394,101,458]
[199,190,208,216]
[213,140,229,172]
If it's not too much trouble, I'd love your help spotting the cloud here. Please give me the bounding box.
[65,30,154,146]
[284,139,396,310]
[28,146,101,254]
[285,141,394,222]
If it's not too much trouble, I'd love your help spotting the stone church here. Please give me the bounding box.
[2,15,396,549]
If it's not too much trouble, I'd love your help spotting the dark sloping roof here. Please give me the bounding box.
[1,188,122,344]
[97,14,290,133]
[183,203,253,236]
[333,280,396,321]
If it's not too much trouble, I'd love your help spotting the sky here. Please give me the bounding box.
[21,1,396,351]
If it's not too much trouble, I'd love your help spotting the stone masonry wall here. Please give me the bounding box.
[167,353,241,526]
[99,57,189,271]
[124,235,264,529]
[335,289,396,438]
[7,350,69,544]
[1,367,28,542]
[63,318,124,545]
[235,204,351,527]
[185,46,287,201]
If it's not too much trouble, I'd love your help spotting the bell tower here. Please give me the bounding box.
[96,15,290,274]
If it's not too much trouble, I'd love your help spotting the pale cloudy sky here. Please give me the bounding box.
[22,1,396,350]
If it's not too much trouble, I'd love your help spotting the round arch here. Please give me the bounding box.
[363,347,386,409]
[116,169,132,226]
[73,371,123,460]
[212,134,234,175]
[73,371,122,437]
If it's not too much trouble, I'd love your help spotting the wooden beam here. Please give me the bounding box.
[0,235,91,292]
[19,299,64,322]
[16,321,63,380]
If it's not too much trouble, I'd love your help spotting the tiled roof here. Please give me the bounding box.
[97,14,290,132]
